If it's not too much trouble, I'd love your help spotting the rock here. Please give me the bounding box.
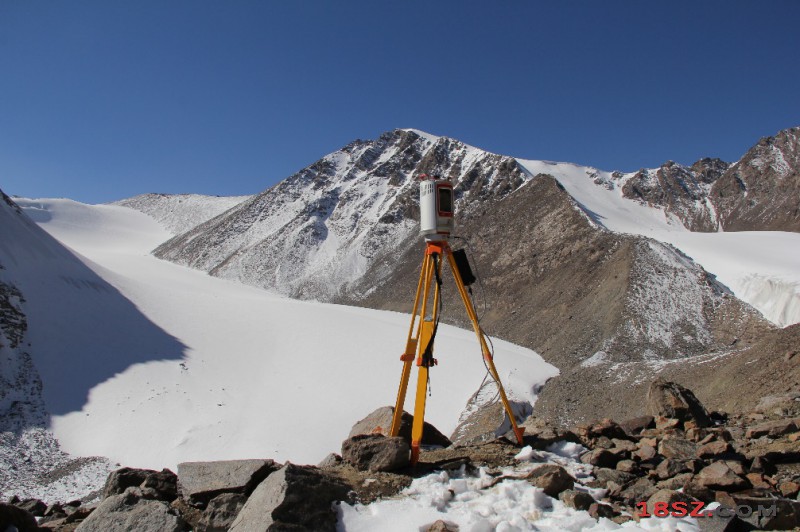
[170,498,203,530]
[610,438,637,453]
[229,464,351,532]
[196,493,246,532]
[619,478,658,506]
[75,487,187,532]
[575,419,629,446]
[616,460,640,474]
[647,379,711,428]
[423,519,459,531]
[696,462,750,491]
[645,489,699,517]
[44,502,66,518]
[749,455,777,475]
[525,464,574,497]
[177,459,279,505]
[683,481,716,503]
[659,438,698,461]
[341,434,410,472]
[594,468,635,487]
[655,458,690,480]
[142,469,179,502]
[0,503,38,532]
[697,440,732,459]
[349,406,452,447]
[654,416,682,430]
[745,473,772,490]
[103,467,155,498]
[559,489,595,511]
[17,498,46,517]
[634,444,657,462]
[779,480,800,498]
[745,418,799,439]
[580,448,619,468]
[588,502,616,519]
[318,453,342,468]
[656,473,694,491]
[618,415,654,436]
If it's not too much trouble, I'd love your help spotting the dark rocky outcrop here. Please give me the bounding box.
[341,434,410,472]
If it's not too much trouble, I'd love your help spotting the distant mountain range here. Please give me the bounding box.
[133,126,800,425]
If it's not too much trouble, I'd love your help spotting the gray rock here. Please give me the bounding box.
[646,379,711,427]
[317,453,342,468]
[0,502,38,532]
[196,493,246,532]
[619,478,658,506]
[75,488,187,532]
[103,467,156,498]
[658,438,698,461]
[229,464,351,532]
[177,459,279,505]
[349,406,452,447]
[525,464,575,497]
[341,434,410,472]
[559,489,595,511]
[594,468,636,487]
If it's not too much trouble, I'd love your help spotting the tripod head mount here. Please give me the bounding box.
[419,174,453,241]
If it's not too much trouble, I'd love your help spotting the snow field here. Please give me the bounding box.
[14,198,558,470]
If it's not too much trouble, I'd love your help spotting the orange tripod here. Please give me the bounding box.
[389,240,525,464]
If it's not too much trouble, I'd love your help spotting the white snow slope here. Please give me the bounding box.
[111,192,250,234]
[13,198,558,471]
[517,159,800,327]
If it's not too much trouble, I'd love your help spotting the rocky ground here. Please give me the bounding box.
[3,379,800,531]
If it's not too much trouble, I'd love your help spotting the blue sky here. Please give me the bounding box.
[1,1,798,204]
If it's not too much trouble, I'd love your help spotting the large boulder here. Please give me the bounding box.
[229,464,351,531]
[646,379,711,428]
[103,468,155,498]
[349,406,451,447]
[695,462,750,491]
[177,459,279,505]
[75,487,187,532]
[341,434,410,472]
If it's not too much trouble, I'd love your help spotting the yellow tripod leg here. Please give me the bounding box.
[409,252,442,464]
[445,248,525,444]
[390,252,433,437]
[410,320,434,464]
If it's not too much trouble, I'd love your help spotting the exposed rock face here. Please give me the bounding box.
[196,493,246,532]
[177,459,279,505]
[622,159,727,232]
[711,126,800,231]
[154,129,530,301]
[229,464,351,532]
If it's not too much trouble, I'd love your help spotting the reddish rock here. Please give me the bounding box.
[658,438,698,461]
[696,462,750,491]
[618,416,654,436]
[525,464,575,498]
[655,459,690,480]
[654,416,681,430]
[646,379,711,428]
[745,473,772,490]
[588,502,617,519]
[745,419,799,439]
[779,481,800,498]
[580,449,619,468]
[634,445,657,462]
[645,489,699,517]
[697,440,732,459]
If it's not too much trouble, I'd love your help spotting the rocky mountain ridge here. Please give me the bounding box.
[144,127,800,426]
